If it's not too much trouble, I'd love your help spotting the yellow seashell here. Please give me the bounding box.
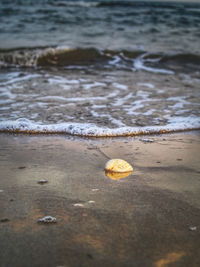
[105,170,132,180]
[105,159,133,173]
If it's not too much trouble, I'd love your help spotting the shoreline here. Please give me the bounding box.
[0,131,200,267]
[0,124,199,137]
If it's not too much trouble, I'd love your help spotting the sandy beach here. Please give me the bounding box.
[0,132,199,267]
[1,0,200,266]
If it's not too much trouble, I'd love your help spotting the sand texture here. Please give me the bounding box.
[0,132,200,267]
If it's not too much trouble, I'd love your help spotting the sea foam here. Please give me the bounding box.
[0,116,199,137]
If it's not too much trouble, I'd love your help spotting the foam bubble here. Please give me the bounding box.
[73,203,84,207]
[37,216,57,223]
[0,74,41,86]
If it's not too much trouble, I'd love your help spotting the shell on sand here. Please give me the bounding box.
[105,170,132,180]
[105,159,133,173]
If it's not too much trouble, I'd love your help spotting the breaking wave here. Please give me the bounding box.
[47,0,200,9]
[0,46,200,73]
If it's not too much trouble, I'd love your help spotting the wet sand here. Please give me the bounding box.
[0,132,200,267]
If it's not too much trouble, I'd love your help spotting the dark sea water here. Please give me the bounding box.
[0,0,200,136]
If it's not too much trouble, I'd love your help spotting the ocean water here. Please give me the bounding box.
[0,0,200,136]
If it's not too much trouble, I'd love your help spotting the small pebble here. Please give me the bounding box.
[91,188,99,192]
[140,138,154,143]
[18,166,26,169]
[87,146,97,150]
[73,203,84,207]
[189,226,197,231]
[87,254,93,259]
[88,200,95,204]
[38,179,48,184]
[37,216,57,224]
[0,218,10,223]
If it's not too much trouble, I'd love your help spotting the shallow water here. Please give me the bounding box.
[0,0,200,136]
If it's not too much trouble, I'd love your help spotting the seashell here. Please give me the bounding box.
[105,159,133,173]
[105,170,132,180]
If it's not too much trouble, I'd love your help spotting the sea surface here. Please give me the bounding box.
[0,0,200,136]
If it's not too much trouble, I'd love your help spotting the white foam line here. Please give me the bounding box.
[143,109,155,116]
[112,93,133,106]
[54,1,99,7]
[0,91,15,99]
[0,74,41,86]
[91,104,106,109]
[37,95,108,103]
[108,56,121,65]
[37,90,119,103]
[112,82,128,90]
[0,116,199,137]
[167,96,191,109]
[83,82,106,90]
[0,99,13,105]
[126,100,145,114]
[138,83,155,89]
[90,110,126,127]
[64,65,87,70]
[134,57,174,75]
[136,90,149,98]
[47,75,81,86]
